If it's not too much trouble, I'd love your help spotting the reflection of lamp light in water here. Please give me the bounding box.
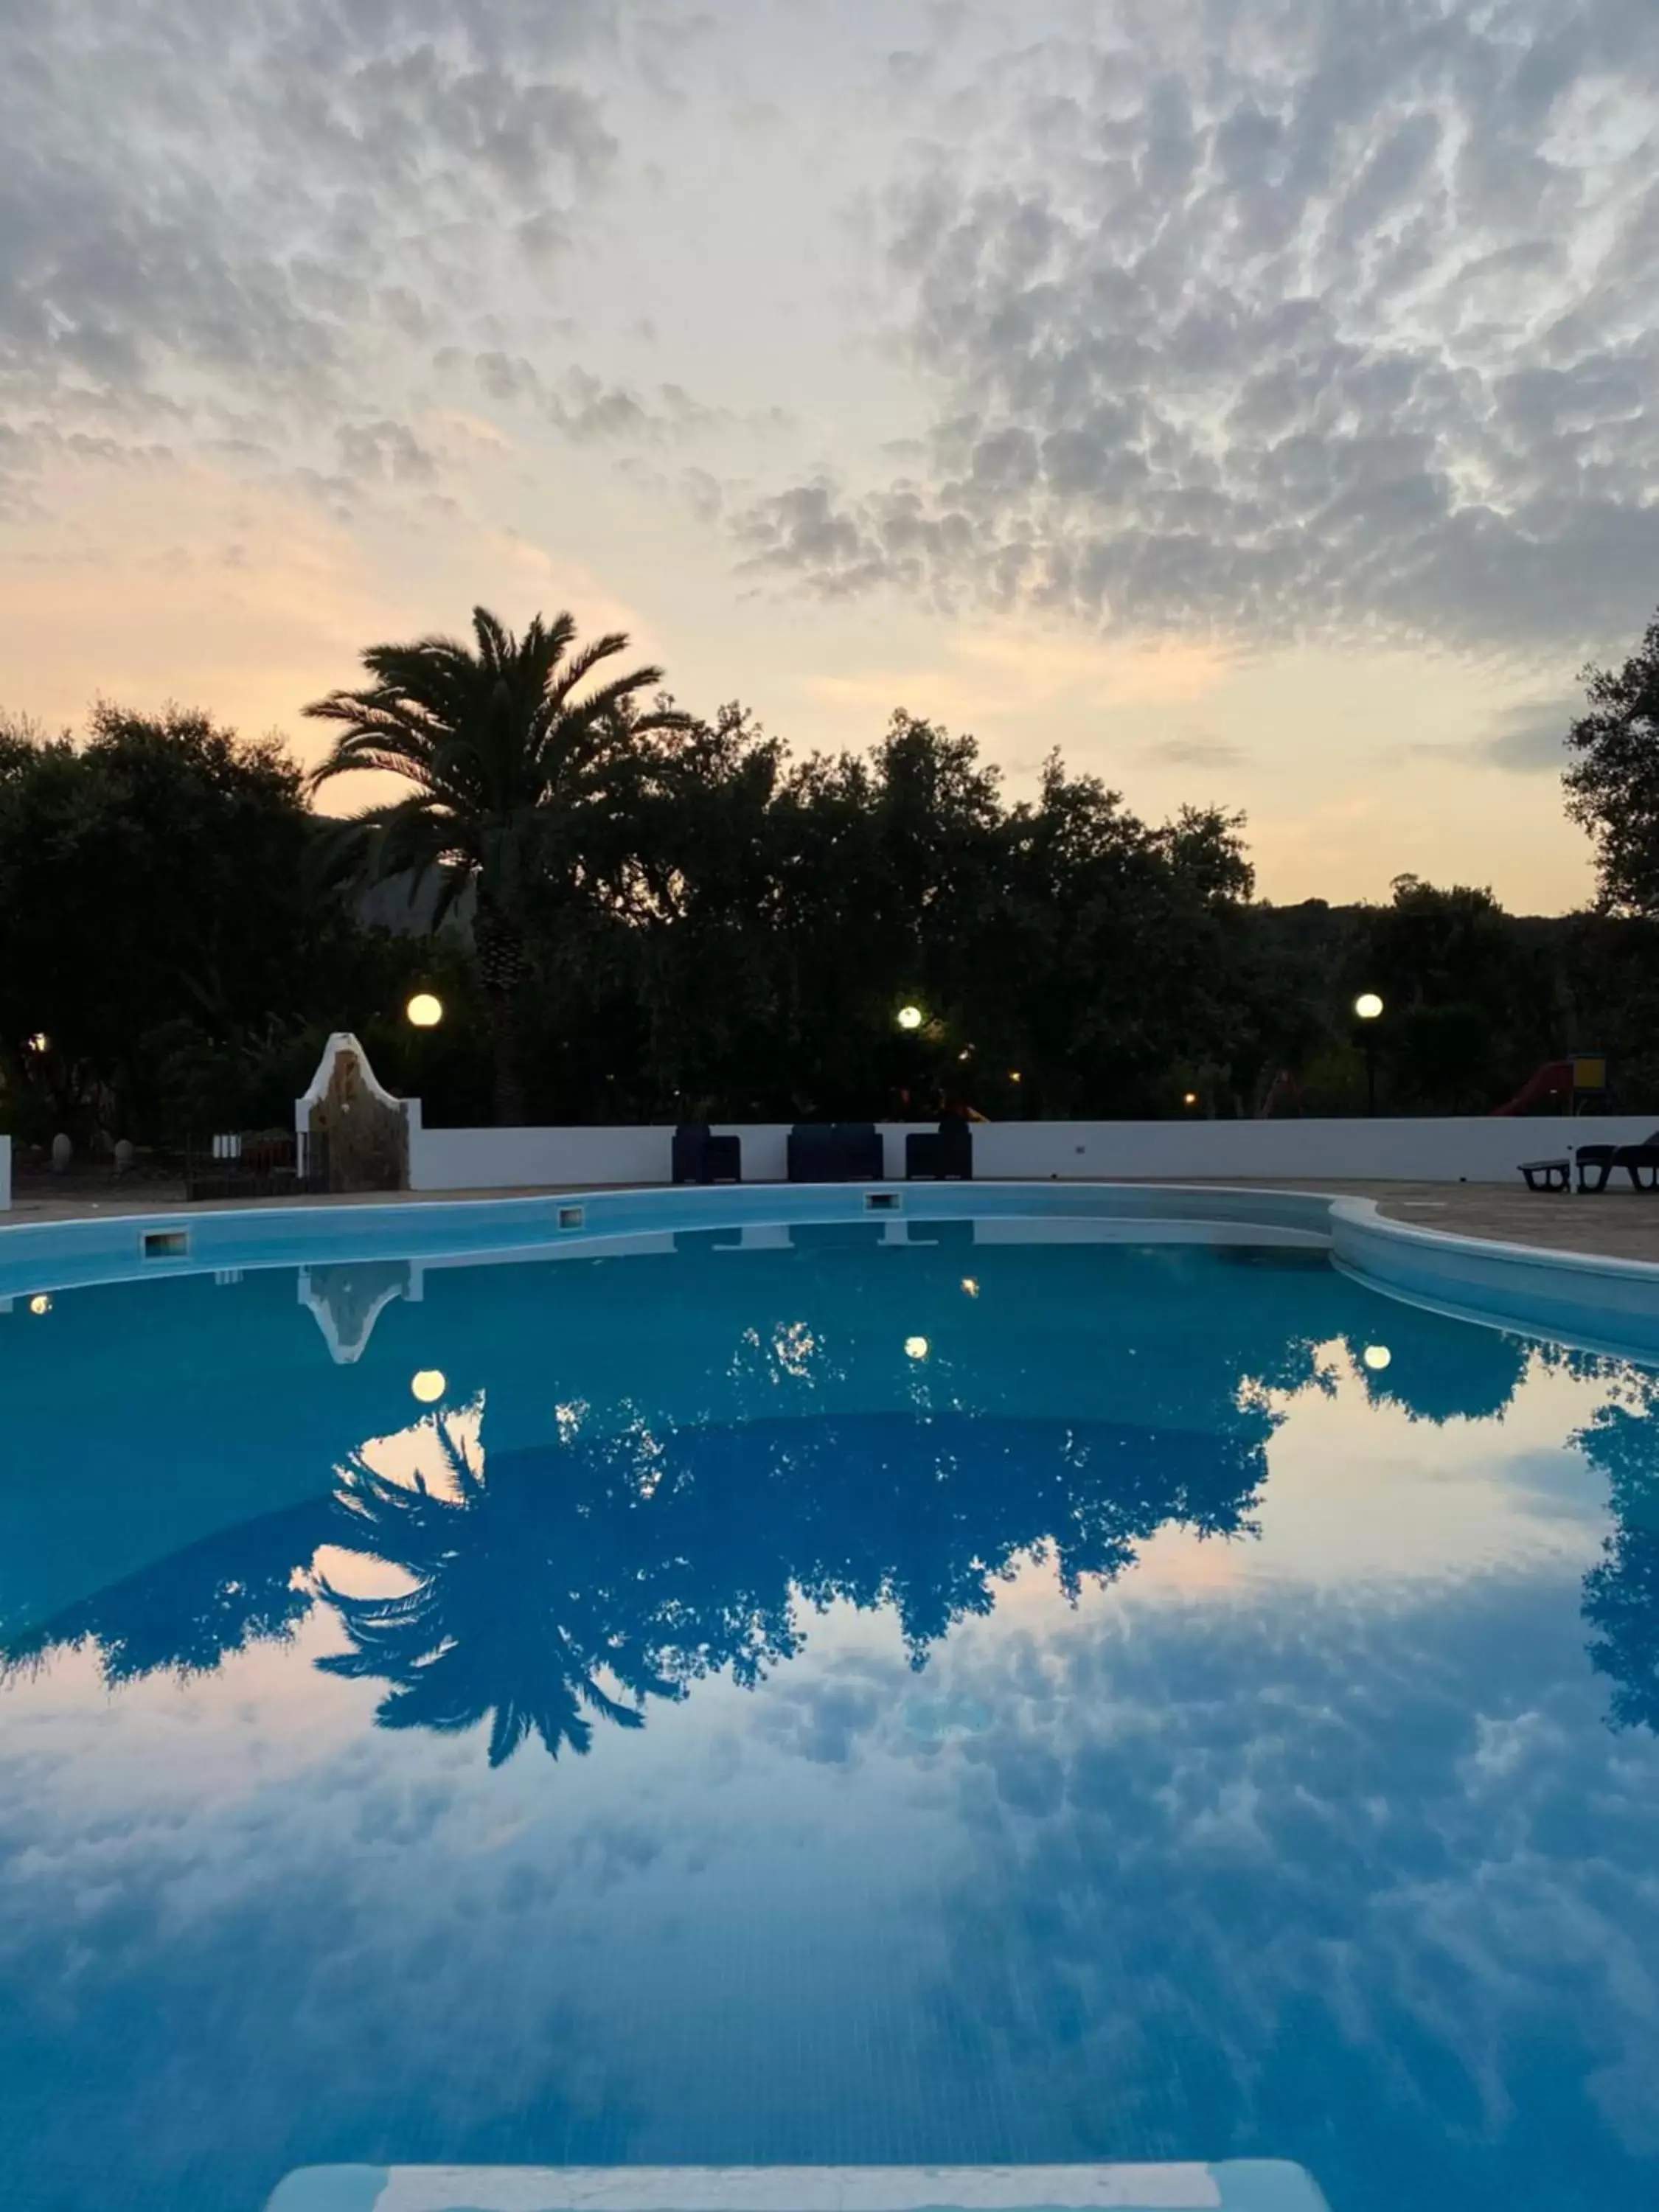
[28,1294,51,1315]
[897,1004,924,1032]
[406,992,444,1029]
[411,1368,446,1402]
[961,1277,980,1298]
[904,1335,930,1360]
[1363,1344,1392,1371]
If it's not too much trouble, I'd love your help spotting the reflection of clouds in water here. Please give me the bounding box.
[7,1526,1659,2200]
[926,1574,1659,2191]
[903,1690,992,1745]
[753,1660,901,1766]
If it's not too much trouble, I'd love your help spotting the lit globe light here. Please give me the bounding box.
[904,1335,931,1360]
[26,1032,49,1054]
[406,992,444,1029]
[1183,1091,1199,1107]
[1354,992,1385,1021]
[28,1293,52,1316]
[1008,1069,1023,1085]
[410,1368,447,1402]
[897,1004,925,1032]
[1363,1344,1392,1372]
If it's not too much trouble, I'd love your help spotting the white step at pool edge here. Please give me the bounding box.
[264,2162,1333,2212]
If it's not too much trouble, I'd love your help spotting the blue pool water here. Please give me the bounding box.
[3,1222,1659,2212]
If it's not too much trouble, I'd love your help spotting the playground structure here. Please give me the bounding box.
[1495,1054,1610,1116]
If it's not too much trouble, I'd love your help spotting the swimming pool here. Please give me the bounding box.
[4,1211,1659,2211]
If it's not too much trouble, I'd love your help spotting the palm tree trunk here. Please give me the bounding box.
[474,894,529,1127]
[486,990,527,1126]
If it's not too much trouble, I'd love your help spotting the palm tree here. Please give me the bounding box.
[306,605,689,1122]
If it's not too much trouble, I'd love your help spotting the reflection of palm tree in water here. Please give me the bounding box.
[317,1416,697,1765]
[39,1304,1659,1769]
[313,1402,1265,1763]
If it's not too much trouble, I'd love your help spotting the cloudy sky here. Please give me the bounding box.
[4,0,1658,906]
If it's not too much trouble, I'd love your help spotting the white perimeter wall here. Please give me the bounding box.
[971,1116,1659,1183]
[406,1114,1659,1192]
[409,1122,941,1190]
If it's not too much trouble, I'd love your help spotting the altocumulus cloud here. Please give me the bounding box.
[734,0,1659,661]
[0,0,623,481]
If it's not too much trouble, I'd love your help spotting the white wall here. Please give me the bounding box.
[972,1116,1659,1184]
[0,1133,10,1211]
[406,1113,1659,1192]
[411,1123,674,1191]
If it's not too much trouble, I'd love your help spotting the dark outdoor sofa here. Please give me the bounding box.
[786,1122,884,1181]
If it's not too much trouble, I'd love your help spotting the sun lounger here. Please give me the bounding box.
[1521,1133,1659,1193]
[1520,1156,1571,1192]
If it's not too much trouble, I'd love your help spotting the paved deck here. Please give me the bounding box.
[7,1175,1659,1265]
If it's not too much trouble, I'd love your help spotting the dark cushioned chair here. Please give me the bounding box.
[672,1123,742,1184]
[906,1121,974,1180]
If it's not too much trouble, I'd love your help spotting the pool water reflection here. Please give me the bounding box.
[2,1229,1659,2212]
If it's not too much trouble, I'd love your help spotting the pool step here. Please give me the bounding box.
[264,2161,1333,2212]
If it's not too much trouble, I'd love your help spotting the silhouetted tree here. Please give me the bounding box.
[1565,604,1659,915]
[0,706,353,1141]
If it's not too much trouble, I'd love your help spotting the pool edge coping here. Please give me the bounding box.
[4,1181,1658,1358]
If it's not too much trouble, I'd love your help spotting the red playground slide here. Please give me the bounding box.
[1492,1061,1573,1115]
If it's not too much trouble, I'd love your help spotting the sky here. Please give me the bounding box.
[3,0,1658,910]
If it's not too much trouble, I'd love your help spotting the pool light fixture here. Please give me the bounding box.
[406,992,444,1029]
[897,1004,924,1032]
[1363,1344,1392,1371]
[961,1277,980,1298]
[1354,992,1384,1021]
[27,1293,51,1316]
[904,1335,930,1360]
[410,1368,447,1402]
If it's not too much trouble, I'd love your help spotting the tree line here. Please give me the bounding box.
[3,600,1659,1143]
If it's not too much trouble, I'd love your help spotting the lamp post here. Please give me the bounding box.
[1354,992,1383,1116]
